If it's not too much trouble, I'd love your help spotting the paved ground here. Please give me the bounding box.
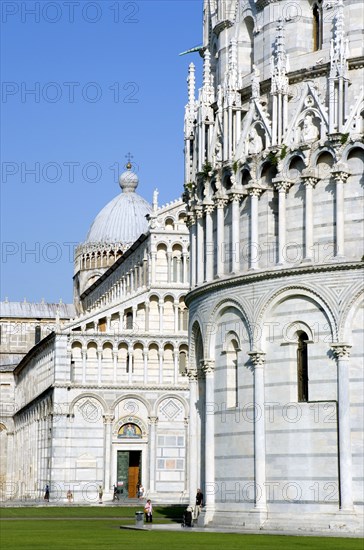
[122,523,364,538]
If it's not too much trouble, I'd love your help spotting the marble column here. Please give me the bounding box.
[173,350,178,385]
[331,166,350,258]
[228,188,244,274]
[201,359,216,511]
[248,351,267,511]
[203,202,214,282]
[215,196,228,278]
[112,351,117,384]
[196,205,204,285]
[151,251,156,284]
[103,414,114,496]
[189,214,197,287]
[144,303,149,332]
[174,301,179,333]
[187,369,198,506]
[148,416,158,494]
[128,349,133,384]
[143,350,148,384]
[273,179,293,265]
[159,300,164,333]
[182,251,188,284]
[301,175,318,261]
[97,349,102,385]
[167,251,172,284]
[82,349,86,384]
[159,349,164,384]
[331,344,354,511]
[247,184,264,270]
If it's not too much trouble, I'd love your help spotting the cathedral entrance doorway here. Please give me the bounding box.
[117,450,141,498]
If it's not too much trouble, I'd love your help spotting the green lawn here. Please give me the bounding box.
[0,508,362,550]
[0,505,182,520]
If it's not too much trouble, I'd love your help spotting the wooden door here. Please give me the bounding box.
[128,451,141,498]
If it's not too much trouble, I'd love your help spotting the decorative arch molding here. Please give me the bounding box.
[85,339,99,348]
[256,285,337,349]
[132,339,146,349]
[222,330,242,353]
[341,141,364,162]
[113,415,148,438]
[339,286,364,342]
[156,240,169,250]
[311,145,337,167]
[189,318,205,370]
[111,393,152,416]
[207,297,252,358]
[154,393,189,417]
[283,320,315,343]
[281,150,307,175]
[69,393,109,416]
[149,292,163,301]
[147,340,161,350]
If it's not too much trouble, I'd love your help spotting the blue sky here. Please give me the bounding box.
[1,0,203,304]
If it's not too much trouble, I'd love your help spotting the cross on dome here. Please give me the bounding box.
[119,152,139,192]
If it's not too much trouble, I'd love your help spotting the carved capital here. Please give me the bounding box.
[103,414,115,424]
[203,201,215,215]
[331,167,350,184]
[195,205,204,219]
[331,343,352,359]
[186,212,196,227]
[273,178,293,193]
[301,173,319,188]
[148,416,158,425]
[228,187,245,203]
[214,195,229,209]
[200,359,215,374]
[186,368,198,381]
[248,351,266,367]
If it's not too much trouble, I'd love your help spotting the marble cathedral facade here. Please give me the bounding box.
[0,167,191,503]
[183,0,363,533]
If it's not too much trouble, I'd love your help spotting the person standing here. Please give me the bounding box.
[195,488,203,519]
[98,485,103,504]
[44,485,50,502]
[144,499,153,523]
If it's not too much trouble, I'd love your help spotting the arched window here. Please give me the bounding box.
[313,1,323,51]
[297,332,309,402]
[179,351,187,375]
[226,339,239,408]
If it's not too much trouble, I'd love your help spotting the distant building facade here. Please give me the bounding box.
[183,0,363,532]
[0,165,190,503]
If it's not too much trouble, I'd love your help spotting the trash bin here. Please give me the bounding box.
[135,511,144,528]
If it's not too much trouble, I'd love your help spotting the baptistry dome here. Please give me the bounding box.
[85,163,152,246]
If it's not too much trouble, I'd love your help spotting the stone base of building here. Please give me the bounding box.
[201,507,363,534]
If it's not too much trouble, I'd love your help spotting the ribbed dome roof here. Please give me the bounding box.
[85,166,152,245]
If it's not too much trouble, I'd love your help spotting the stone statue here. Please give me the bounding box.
[247,126,263,155]
[302,114,319,143]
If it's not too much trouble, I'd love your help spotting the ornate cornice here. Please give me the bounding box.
[54,383,189,391]
[185,261,364,307]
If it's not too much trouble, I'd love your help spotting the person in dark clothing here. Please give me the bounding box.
[194,488,203,519]
[182,506,193,527]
